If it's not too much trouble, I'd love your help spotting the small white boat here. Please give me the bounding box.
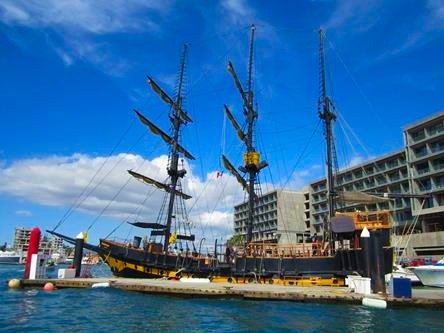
[385,264,421,285]
[0,250,21,264]
[411,259,444,288]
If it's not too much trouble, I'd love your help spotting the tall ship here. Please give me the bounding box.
[49,26,393,290]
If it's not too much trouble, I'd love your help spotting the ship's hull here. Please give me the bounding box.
[411,265,444,288]
[99,239,393,282]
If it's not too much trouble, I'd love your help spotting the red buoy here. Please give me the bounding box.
[43,282,55,291]
[24,227,41,279]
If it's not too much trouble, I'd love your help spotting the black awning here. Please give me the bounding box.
[331,216,356,233]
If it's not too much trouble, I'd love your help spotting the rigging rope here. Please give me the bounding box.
[52,118,136,231]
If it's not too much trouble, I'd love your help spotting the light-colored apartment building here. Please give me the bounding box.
[233,189,308,244]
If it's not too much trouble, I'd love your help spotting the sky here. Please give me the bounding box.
[0,0,443,247]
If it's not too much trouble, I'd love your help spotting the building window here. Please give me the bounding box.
[435,176,444,189]
[387,159,398,169]
[432,158,444,171]
[418,178,432,191]
[427,122,444,136]
[430,141,444,153]
[436,194,444,206]
[423,197,434,209]
[416,162,429,175]
[411,129,426,142]
[414,145,428,158]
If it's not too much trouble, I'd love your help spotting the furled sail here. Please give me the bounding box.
[338,191,390,204]
[146,76,192,123]
[127,222,166,229]
[227,61,250,109]
[224,105,247,144]
[128,170,192,200]
[221,155,249,192]
[135,110,195,160]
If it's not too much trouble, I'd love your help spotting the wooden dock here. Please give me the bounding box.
[12,277,444,308]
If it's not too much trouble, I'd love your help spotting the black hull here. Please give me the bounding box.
[99,239,393,280]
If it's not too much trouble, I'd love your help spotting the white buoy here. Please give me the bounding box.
[362,297,387,309]
[91,282,110,288]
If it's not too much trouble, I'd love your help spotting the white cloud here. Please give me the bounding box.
[0,153,244,239]
[348,155,364,167]
[0,0,170,74]
[287,164,322,190]
[325,0,444,60]
[220,0,255,26]
[0,0,166,34]
[15,210,32,217]
[325,0,382,32]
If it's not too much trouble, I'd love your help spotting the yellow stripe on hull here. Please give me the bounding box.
[104,256,345,287]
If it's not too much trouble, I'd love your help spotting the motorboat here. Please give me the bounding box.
[0,250,21,264]
[385,264,421,285]
[410,259,444,288]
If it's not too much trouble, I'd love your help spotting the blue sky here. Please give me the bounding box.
[0,0,443,246]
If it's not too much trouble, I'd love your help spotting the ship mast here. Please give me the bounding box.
[128,44,195,252]
[164,44,188,252]
[318,28,337,242]
[223,25,268,243]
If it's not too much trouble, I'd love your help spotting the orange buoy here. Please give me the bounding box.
[43,282,55,291]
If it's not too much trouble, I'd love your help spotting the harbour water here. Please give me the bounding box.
[1,266,443,332]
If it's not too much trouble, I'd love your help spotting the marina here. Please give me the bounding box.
[1,1,444,332]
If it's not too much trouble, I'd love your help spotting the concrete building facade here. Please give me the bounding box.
[308,111,444,257]
[234,189,308,244]
[13,227,64,258]
[309,150,411,235]
[404,112,444,232]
